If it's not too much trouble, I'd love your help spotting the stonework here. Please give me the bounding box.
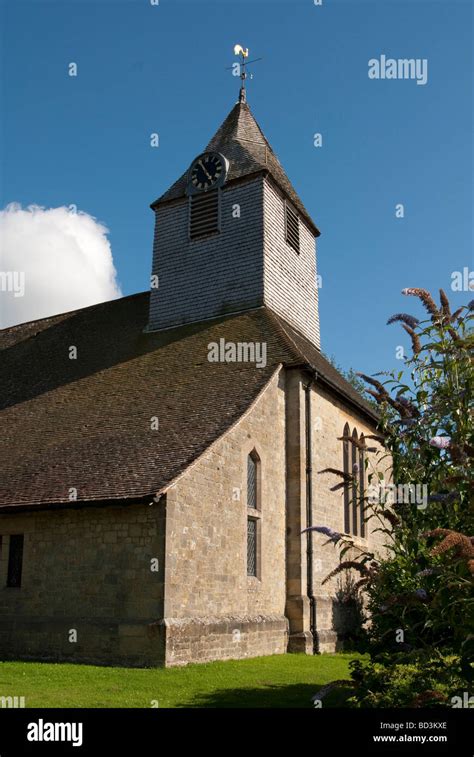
[0,504,166,667]
[161,369,288,664]
[161,615,288,667]
[309,384,388,652]
[0,365,384,667]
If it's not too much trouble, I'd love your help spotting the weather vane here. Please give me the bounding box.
[227,45,263,104]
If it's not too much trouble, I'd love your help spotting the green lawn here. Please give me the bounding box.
[0,653,359,708]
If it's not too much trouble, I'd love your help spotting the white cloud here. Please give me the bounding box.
[0,203,122,329]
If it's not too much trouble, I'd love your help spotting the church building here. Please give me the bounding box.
[0,84,384,666]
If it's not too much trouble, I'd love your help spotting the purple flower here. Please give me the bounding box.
[428,492,456,502]
[401,288,440,318]
[415,568,439,578]
[414,588,428,600]
[387,313,420,329]
[429,436,451,450]
[394,418,417,427]
[301,525,342,542]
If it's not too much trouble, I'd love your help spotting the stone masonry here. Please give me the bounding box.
[161,368,288,665]
[0,363,385,667]
[0,365,385,667]
[0,503,166,667]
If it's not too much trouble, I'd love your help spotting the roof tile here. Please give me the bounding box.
[0,293,376,509]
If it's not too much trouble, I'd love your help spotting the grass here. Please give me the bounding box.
[0,653,360,708]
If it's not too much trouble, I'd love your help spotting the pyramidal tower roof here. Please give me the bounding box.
[152,100,320,236]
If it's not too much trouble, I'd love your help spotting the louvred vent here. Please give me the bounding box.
[189,190,219,239]
[285,202,300,253]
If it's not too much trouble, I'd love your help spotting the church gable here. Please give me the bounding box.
[162,368,288,666]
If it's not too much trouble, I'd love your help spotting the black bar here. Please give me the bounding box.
[0,708,472,755]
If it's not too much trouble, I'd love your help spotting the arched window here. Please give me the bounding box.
[359,434,366,538]
[342,423,350,533]
[342,425,367,537]
[247,450,259,511]
[351,428,358,536]
[246,450,261,577]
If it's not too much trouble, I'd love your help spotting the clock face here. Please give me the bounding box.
[190,153,226,192]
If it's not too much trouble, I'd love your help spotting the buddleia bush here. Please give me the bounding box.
[361,289,473,654]
[310,288,473,706]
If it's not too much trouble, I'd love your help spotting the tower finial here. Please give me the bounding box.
[232,45,262,104]
[234,44,249,103]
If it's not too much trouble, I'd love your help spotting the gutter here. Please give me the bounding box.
[0,494,159,515]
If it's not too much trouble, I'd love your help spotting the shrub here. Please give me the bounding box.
[311,289,473,706]
[347,651,471,708]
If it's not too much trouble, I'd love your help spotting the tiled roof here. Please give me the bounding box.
[152,101,320,236]
[0,294,376,510]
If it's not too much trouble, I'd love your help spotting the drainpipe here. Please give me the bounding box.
[303,376,318,654]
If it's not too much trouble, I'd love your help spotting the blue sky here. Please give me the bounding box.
[1,0,472,376]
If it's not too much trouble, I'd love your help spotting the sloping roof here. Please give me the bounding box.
[0,294,377,510]
[151,101,320,236]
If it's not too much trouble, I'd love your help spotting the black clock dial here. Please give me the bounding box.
[191,154,224,191]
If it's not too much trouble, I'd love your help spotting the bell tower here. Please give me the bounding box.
[147,76,321,348]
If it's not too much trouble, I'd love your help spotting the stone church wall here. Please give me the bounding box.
[0,503,166,666]
[0,369,387,668]
[161,368,288,665]
[310,385,388,652]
